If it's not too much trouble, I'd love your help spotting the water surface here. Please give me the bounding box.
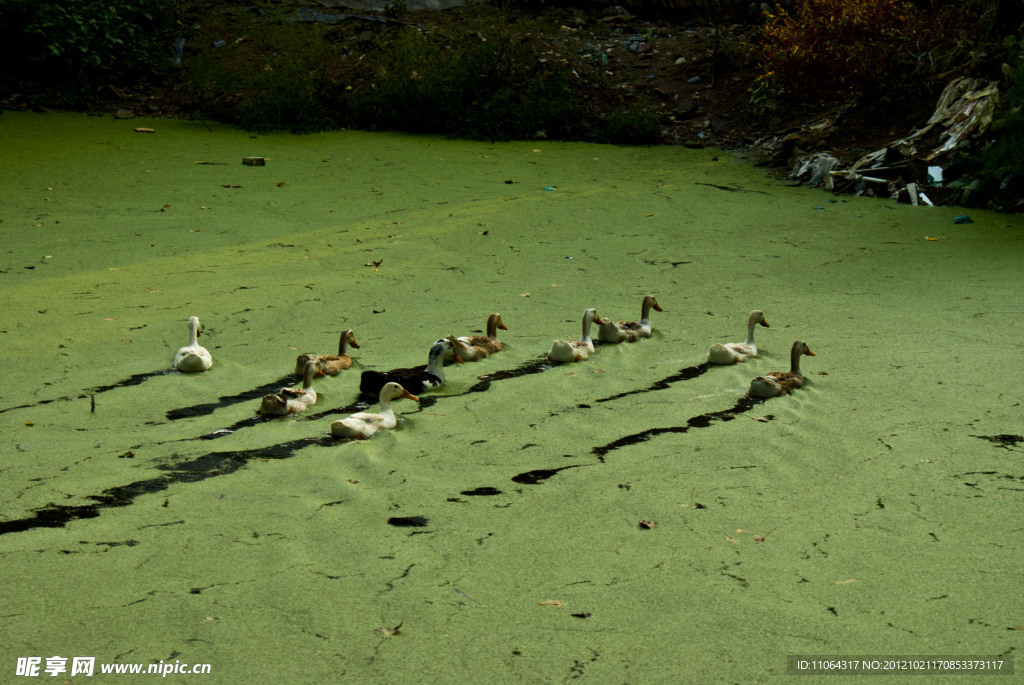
[1,112,1021,682]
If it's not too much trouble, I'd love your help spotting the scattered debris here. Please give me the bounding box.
[242,157,266,166]
[378,621,403,636]
[790,78,1001,206]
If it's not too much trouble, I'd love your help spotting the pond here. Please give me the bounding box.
[1,111,1021,682]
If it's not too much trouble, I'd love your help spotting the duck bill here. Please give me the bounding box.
[805,347,815,356]
[454,352,464,364]
[350,340,361,349]
[402,389,421,402]
[760,320,770,328]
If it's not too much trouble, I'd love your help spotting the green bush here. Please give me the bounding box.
[954,60,1024,210]
[186,16,339,133]
[345,24,583,141]
[1,0,176,104]
[756,0,941,103]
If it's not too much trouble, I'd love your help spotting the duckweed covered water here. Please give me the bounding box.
[1,112,1021,682]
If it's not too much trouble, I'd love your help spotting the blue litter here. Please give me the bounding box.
[953,214,973,224]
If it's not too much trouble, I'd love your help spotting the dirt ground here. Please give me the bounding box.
[96,2,946,179]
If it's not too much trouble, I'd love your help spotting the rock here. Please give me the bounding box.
[673,99,696,116]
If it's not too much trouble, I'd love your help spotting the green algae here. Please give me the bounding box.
[1,111,1022,682]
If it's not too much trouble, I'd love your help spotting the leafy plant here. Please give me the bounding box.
[756,0,941,103]
[953,59,1024,210]
[1,0,176,103]
[185,13,339,133]
[345,23,583,141]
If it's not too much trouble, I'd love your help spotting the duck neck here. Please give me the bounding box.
[581,314,595,343]
[486,315,499,339]
[426,348,446,380]
[302,363,317,389]
[188,318,200,346]
[744,316,758,346]
[789,345,804,377]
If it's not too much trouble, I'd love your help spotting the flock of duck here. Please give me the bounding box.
[171,297,816,440]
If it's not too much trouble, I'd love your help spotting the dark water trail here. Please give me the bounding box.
[0,370,176,415]
[511,464,588,484]
[462,358,553,394]
[0,436,335,536]
[591,394,767,460]
[165,373,297,420]
[595,362,711,403]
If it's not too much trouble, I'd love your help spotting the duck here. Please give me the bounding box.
[260,360,318,414]
[359,338,462,397]
[173,316,213,372]
[455,313,508,361]
[748,340,816,397]
[708,310,770,364]
[598,295,663,343]
[547,308,601,362]
[296,329,360,376]
[331,382,420,439]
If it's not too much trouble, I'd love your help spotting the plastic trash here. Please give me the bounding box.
[953,214,973,224]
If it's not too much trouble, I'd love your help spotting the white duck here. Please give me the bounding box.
[331,382,419,439]
[173,316,213,372]
[708,310,770,364]
[547,308,601,362]
[296,329,360,376]
[598,295,663,343]
[455,313,508,361]
[260,361,318,415]
[749,341,815,397]
[359,338,461,397]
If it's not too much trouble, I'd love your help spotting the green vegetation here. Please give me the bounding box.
[953,59,1024,210]
[1,0,1022,206]
[0,0,177,105]
[755,0,953,103]
[344,24,585,140]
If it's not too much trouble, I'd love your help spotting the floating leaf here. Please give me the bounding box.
[639,520,657,530]
[724,535,738,544]
[538,600,564,607]
[378,621,403,636]
[833,578,858,585]
[571,612,592,619]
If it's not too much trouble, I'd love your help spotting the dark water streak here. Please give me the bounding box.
[0,436,334,536]
[165,373,298,420]
[0,357,730,534]
[591,394,767,460]
[0,370,175,415]
[595,362,710,403]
